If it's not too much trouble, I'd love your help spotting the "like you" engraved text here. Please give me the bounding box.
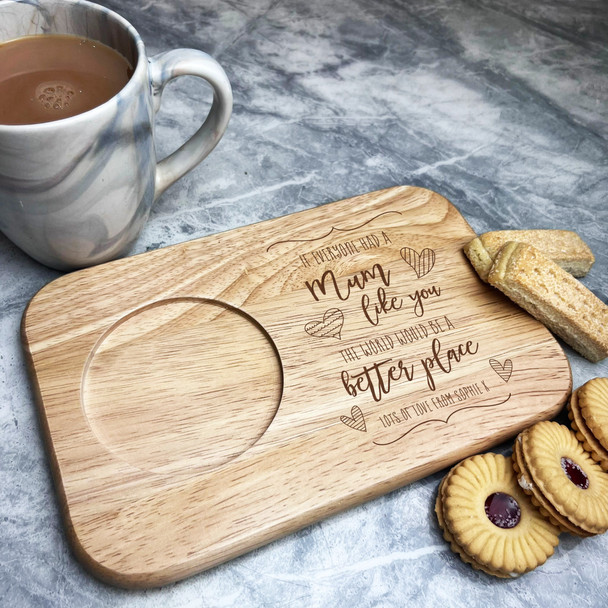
[305,263,440,326]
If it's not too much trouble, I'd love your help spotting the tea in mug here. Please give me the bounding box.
[0,34,133,125]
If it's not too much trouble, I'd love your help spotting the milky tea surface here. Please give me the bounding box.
[0,34,133,125]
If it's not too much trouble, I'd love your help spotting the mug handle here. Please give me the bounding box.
[148,49,233,200]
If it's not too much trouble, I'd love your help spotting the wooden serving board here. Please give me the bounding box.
[22,186,571,588]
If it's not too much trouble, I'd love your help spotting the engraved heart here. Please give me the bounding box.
[340,405,367,432]
[400,247,436,278]
[489,358,513,383]
[304,308,344,340]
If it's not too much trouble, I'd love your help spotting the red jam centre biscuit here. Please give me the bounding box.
[561,457,589,489]
[484,492,522,529]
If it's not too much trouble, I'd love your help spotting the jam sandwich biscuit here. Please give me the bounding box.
[487,242,608,362]
[512,429,594,537]
[436,453,560,577]
[463,229,594,282]
[568,378,608,471]
[434,474,510,578]
[513,421,608,536]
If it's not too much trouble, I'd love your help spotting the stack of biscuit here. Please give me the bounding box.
[436,378,608,577]
[463,229,608,363]
[568,377,608,471]
[464,230,595,281]
[437,229,608,576]
[435,453,560,578]
[512,420,608,538]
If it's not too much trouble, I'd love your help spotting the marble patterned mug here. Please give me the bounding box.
[0,0,232,270]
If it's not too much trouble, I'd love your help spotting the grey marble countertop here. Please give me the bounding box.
[2,0,608,606]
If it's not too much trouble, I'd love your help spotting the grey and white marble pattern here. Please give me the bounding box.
[0,0,231,270]
[1,0,607,606]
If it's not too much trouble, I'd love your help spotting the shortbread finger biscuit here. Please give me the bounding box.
[441,453,559,576]
[487,242,608,362]
[464,230,594,282]
[568,388,608,471]
[577,378,608,452]
[522,421,608,535]
[435,473,513,578]
[512,432,592,537]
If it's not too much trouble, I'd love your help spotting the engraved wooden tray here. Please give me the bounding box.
[22,186,571,588]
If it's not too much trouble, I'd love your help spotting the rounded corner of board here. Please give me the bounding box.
[67,527,168,590]
[20,273,71,335]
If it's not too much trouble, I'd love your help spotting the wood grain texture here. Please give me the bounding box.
[21,186,572,588]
